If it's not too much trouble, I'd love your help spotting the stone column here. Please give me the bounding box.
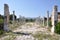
[43,17,44,26]
[38,16,41,24]
[19,15,22,24]
[40,18,42,26]
[19,15,21,22]
[47,11,49,27]
[23,17,26,24]
[35,16,41,25]
[4,4,10,31]
[13,11,15,22]
[51,5,58,34]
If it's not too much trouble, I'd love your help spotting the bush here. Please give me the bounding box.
[0,30,4,35]
[0,19,4,30]
[0,19,4,24]
[9,20,12,24]
[49,20,52,27]
[55,22,60,34]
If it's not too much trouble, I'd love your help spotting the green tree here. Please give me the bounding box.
[0,14,4,30]
[0,30,4,35]
[55,22,60,34]
[0,14,4,19]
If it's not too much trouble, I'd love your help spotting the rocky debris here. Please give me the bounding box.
[0,23,51,40]
[14,35,35,40]
[13,23,49,34]
[0,35,9,40]
[12,23,50,40]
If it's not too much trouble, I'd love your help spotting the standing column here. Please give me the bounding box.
[19,15,21,22]
[43,17,44,26]
[40,18,42,26]
[4,4,10,31]
[13,11,15,22]
[47,11,49,27]
[23,17,26,24]
[19,15,22,24]
[51,5,58,34]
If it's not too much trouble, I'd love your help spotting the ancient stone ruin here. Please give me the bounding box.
[47,11,49,27]
[13,11,15,22]
[35,16,41,24]
[4,4,10,31]
[43,17,44,26]
[51,5,58,34]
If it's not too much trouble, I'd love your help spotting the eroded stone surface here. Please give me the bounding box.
[4,4,10,31]
[14,35,35,40]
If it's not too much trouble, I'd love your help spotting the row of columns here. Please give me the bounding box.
[19,15,26,25]
[43,11,49,27]
[4,3,58,35]
[42,5,58,34]
[4,4,26,32]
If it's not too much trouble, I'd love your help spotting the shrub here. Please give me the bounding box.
[55,22,60,34]
[0,30,4,35]
[9,20,12,24]
[49,20,52,27]
[0,19,4,24]
[0,19,4,30]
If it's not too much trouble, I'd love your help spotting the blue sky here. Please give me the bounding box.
[0,0,60,18]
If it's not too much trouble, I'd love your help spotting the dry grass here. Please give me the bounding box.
[32,32,60,40]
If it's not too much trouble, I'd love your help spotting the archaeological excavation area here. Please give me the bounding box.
[0,2,60,40]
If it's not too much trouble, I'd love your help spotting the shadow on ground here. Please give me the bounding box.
[12,32,30,35]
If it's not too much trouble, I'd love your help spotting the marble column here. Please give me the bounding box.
[47,11,49,27]
[13,11,15,22]
[4,4,10,31]
[43,17,44,26]
[51,5,58,34]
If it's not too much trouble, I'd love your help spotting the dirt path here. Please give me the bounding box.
[0,22,55,40]
[12,22,50,40]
